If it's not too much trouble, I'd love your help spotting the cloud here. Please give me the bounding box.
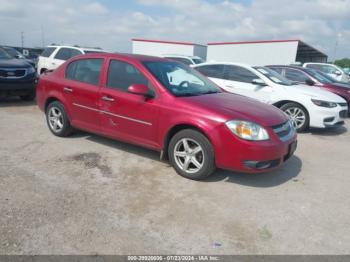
[0,0,349,59]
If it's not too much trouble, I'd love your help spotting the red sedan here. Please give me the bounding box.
[37,53,297,180]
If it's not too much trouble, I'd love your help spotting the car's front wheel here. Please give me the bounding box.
[168,129,216,180]
[280,102,309,132]
[46,101,73,137]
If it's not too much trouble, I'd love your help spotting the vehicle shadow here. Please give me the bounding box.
[204,155,302,187]
[0,97,36,108]
[309,126,347,136]
[74,131,301,187]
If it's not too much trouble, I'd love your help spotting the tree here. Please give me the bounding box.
[334,58,350,68]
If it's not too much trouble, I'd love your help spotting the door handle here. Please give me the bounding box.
[63,87,73,93]
[101,96,115,102]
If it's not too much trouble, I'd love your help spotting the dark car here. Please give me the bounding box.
[267,65,350,110]
[1,46,37,69]
[0,47,37,101]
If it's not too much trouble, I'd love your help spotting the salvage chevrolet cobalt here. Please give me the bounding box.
[37,53,297,180]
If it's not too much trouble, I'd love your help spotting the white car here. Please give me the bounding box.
[162,54,204,66]
[37,45,105,74]
[194,62,348,132]
[303,63,350,83]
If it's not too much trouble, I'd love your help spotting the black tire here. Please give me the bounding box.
[46,101,73,137]
[20,92,35,101]
[168,129,216,180]
[280,102,309,132]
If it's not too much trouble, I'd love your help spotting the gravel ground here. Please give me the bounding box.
[0,98,349,255]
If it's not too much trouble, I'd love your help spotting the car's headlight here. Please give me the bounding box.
[225,120,269,141]
[311,99,337,108]
[27,66,35,74]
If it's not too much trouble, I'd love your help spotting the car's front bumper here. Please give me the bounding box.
[309,105,348,128]
[0,78,37,97]
[213,124,297,173]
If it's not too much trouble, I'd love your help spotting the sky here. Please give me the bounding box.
[0,0,349,60]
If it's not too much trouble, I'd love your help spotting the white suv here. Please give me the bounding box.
[303,63,350,83]
[162,55,204,66]
[194,62,348,132]
[37,45,105,74]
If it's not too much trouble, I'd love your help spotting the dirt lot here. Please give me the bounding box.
[0,98,350,255]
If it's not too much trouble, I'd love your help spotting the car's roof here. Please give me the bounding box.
[162,54,201,59]
[267,65,305,69]
[46,45,103,51]
[74,52,170,62]
[193,61,254,68]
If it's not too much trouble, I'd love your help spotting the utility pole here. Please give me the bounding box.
[41,25,45,47]
[21,31,24,48]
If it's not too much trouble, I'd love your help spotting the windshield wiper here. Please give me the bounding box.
[201,90,220,95]
[176,92,201,97]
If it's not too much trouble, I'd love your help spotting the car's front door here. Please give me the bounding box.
[223,65,272,102]
[63,58,103,132]
[195,64,226,88]
[99,59,160,149]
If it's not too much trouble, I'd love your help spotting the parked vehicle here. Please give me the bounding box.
[267,65,350,110]
[162,55,204,65]
[1,46,37,69]
[0,47,37,100]
[194,62,348,132]
[37,53,297,180]
[303,63,350,83]
[37,45,105,75]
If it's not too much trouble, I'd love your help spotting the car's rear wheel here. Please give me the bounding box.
[46,101,73,137]
[168,129,216,180]
[280,102,309,132]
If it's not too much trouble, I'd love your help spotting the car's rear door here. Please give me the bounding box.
[63,58,104,132]
[99,58,159,149]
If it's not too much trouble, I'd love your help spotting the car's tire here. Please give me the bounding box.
[168,129,216,180]
[46,101,73,137]
[20,92,35,101]
[280,102,309,132]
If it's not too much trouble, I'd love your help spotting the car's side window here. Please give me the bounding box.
[166,57,192,65]
[285,69,309,83]
[270,67,283,74]
[107,60,149,91]
[65,58,103,85]
[55,48,82,61]
[195,65,225,79]
[225,65,257,83]
[40,47,56,58]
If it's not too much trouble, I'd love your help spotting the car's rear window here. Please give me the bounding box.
[40,47,56,57]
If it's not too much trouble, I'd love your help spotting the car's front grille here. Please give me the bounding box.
[340,110,348,118]
[272,121,295,142]
[338,102,348,107]
[0,68,27,78]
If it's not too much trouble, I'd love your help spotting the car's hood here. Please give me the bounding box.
[0,58,32,68]
[180,92,288,127]
[288,84,345,102]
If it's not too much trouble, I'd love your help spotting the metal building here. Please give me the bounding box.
[207,39,328,65]
[132,39,207,60]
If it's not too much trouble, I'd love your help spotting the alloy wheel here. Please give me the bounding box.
[48,106,64,132]
[284,107,306,129]
[174,138,204,174]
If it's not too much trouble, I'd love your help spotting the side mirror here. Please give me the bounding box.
[335,71,342,76]
[128,84,153,98]
[305,79,315,86]
[252,78,267,86]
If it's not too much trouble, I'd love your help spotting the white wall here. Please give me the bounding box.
[132,41,195,57]
[207,41,299,65]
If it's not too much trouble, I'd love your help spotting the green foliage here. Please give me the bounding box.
[334,58,350,68]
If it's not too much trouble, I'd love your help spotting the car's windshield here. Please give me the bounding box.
[254,66,294,86]
[0,48,12,59]
[143,61,221,97]
[192,58,204,64]
[3,47,22,58]
[304,68,333,84]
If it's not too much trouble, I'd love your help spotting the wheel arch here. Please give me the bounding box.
[162,123,212,160]
[273,100,309,115]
